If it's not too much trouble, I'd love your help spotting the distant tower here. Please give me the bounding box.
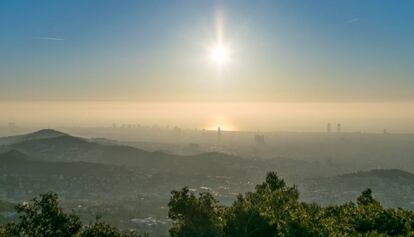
[217,126,222,144]
[254,134,265,146]
[337,123,341,133]
[173,126,182,135]
[327,123,331,133]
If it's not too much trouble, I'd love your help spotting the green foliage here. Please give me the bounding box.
[168,172,414,237]
[357,189,379,206]
[0,192,148,237]
[224,195,274,237]
[80,222,146,237]
[168,187,224,237]
[2,172,414,237]
[3,192,81,237]
[81,222,123,237]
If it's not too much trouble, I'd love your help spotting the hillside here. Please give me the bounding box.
[300,169,414,209]
[3,130,414,234]
[5,130,339,181]
[0,129,67,146]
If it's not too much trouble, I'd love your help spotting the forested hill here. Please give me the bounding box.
[300,169,414,209]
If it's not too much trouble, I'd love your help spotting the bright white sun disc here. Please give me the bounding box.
[211,45,229,65]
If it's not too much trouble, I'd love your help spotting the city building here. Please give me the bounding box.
[327,123,331,133]
[254,134,265,146]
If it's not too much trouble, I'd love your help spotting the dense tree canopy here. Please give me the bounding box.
[168,172,414,237]
[0,193,145,237]
[2,172,414,236]
[1,192,81,237]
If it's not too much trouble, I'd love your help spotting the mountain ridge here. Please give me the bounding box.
[0,129,68,146]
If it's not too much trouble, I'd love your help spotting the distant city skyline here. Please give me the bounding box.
[1,101,414,133]
[2,2,414,235]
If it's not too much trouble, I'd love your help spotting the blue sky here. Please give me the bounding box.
[1,0,413,102]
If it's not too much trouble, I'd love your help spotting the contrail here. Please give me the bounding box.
[33,36,65,41]
[346,17,359,24]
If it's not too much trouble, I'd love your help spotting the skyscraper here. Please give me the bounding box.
[327,123,331,133]
[217,126,222,144]
[254,134,265,146]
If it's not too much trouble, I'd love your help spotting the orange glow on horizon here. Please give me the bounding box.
[204,115,238,131]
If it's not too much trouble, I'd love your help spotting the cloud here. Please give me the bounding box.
[346,17,359,24]
[33,37,65,41]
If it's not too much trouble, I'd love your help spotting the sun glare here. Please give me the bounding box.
[204,116,238,131]
[211,44,230,65]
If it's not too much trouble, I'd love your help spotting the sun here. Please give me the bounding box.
[204,116,238,131]
[210,44,230,66]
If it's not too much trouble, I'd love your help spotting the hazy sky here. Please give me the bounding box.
[1,0,413,102]
[1,1,414,131]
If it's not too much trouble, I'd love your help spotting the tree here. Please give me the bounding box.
[81,222,121,237]
[168,187,224,237]
[168,172,414,237]
[357,189,379,206]
[253,172,302,236]
[4,192,81,237]
[224,194,274,237]
[80,222,146,237]
[0,192,148,237]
